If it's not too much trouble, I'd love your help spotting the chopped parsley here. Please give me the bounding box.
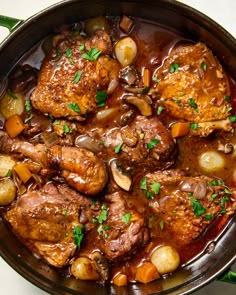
[147,139,160,150]
[146,191,155,200]
[114,142,123,154]
[25,100,31,112]
[169,62,179,73]
[96,91,107,107]
[201,61,207,71]
[150,182,161,194]
[140,176,147,190]
[24,114,33,123]
[221,196,229,208]
[152,77,159,83]
[190,198,206,216]
[73,70,82,83]
[210,193,219,202]
[91,199,97,205]
[68,102,81,113]
[65,48,74,64]
[225,95,231,102]
[209,179,220,186]
[190,123,198,130]
[81,47,101,61]
[6,169,12,178]
[157,106,165,115]
[121,212,132,224]
[97,224,103,235]
[174,98,181,104]
[52,48,61,61]
[73,225,85,248]
[79,43,85,51]
[142,87,150,94]
[229,116,236,123]
[63,124,72,134]
[7,89,18,99]
[159,220,165,231]
[189,98,198,111]
[52,120,60,125]
[204,213,214,220]
[97,204,108,224]
[62,209,67,216]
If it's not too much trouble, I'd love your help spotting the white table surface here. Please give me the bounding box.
[0,0,236,294]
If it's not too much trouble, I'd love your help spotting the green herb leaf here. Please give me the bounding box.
[140,176,147,190]
[210,193,219,202]
[114,142,123,154]
[79,43,85,51]
[190,198,206,216]
[189,98,198,110]
[96,91,107,107]
[65,48,74,64]
[97,224,103,234]
[173,98,181,104]
[142,87,150,94]
[229,116,236,123]
[25,100,31,112]
[68,102,81,113]
[52,48,61,61]
[204,213,214,220]
[225,95,231,102]
[209,179,219,186]
[121,212,132,224]
[73,225,85,248]
[63,124,72,134]
[82,47,101,61]
[24,114,33,123]
[190,123,198,130]
[7,89,18,99]
[224,188,232,194]
[91,200,97,205]
[157,106,165,115]
[152,77,159,83]
[150,182,161,194]
[6,169,12,178]
[73,70,82,83]
[146,191,155,200]
[201,61,207,71]
[221,196,229,208]
[169,62,179,73]
[219,270,236,284]
[62,209,67,216]
[97,204,108,224]
[52,120,60,125]
[159,220,165,230]
[147,139,160,150]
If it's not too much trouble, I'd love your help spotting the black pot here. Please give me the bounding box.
[0,1,236,294]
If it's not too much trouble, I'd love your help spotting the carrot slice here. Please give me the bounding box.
[5,114,24,138]
[14,163,32,183]
[135,262,160,284]
[113,273,128,286]
[143,68,151,87]
[171,122,190,138]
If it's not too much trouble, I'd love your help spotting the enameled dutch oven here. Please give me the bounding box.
[0,0,236,294]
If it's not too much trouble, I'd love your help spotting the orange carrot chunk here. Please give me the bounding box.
[5,114,24,138]
[143,68,151,87]
[135,262,160,284]
[14,163,32,183]
[171,122,190,138]
[113,273,128,286]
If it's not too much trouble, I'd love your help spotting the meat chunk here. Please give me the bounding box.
[145,170,236,245]
[86,192,149,260]
[102,116,176,171]
[150,42,232,135]
[31,30,120,120]
[0,131,108,195]
[5,183,100,267]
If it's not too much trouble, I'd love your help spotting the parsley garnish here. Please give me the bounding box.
[209,179,220,186]
[201,61,207,71]
[52,48,61,61]
[204,213,214,220]
[210,193,219,202]
[6,169,12,178]
[25,100,31,112]
[97,204,108,224]
[81,47,101,61]
[190,198,206,216]
[114,142,123,154]
[229,116,236,123]
[142,87,150,94]
[96,91,107,107]
[221,196,229,208]
[121,212,132,224]
[190,123,198,130]
[68,102,81,113]
[159,220,165,231]
[63,124,72,134]
[140,176,147,190]
[73,70,82,83]
[146,191,155,199]
[7,89,18,99]
[147,139,160,150]
[189,98,198,111]
[65,48,74,64]
[157,106,165,115]
[152,77,159,83]
[62,209,67,216]
[79,43,85,51]
[73,225,84,248]
[225,95,231,102]
[150,182,161,194]
[169,62,179,73]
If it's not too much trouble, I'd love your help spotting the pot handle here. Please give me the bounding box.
[219,269,236,284]
[0,15,22,32]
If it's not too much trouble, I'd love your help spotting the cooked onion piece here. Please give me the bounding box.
[0,155,16,177]
[0,178,16,206]
[151,246,180,275]
[199,151,225,172]
[0,91,24,119]
[115,37,137,67]
[71,257,100,280]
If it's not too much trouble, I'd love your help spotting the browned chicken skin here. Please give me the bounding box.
[30,30,120,120]
[5,183,101,267]
[0,131,108,195]
[150,42,232,136]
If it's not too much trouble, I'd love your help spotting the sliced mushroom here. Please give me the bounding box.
[119,109,135,126]
[124,95,152,116]
[217,143,234,154]
[90,251,109,282]
[119,66,139,85]
[110,159,132,191]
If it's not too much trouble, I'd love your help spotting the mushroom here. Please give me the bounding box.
[110,159,132,191]
[217,143,234,154]
[123,95,152,116]
[119,66,139,85]
[90,251,109,282]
